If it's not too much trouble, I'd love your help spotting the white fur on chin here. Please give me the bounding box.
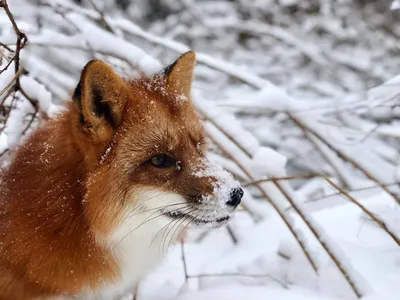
[73,189,187,300]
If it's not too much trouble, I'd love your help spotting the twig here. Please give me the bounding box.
[0,41,13,52]
[132,282,140,300]
[0,90,18,135]
[306,182,400,205]
[0,0,28,88]
[0,84,15,107]
[288,113,400,206]
[0,148,8,158]
[0,52,16,75]
[21,111,38,136]
[206,132,319,274]
[290,118,350,187]
[0,67,24,98]
[42,2,96,59]
[19,87,39,111]
[181,242,189,281]
[186,272,289,289]
[25,42,137,70]
[204,109,369,296]
[324,177,400,246]
[226,225,238,244]
[0,48,10,62]
[243,173,320,187]
[87,0,115,33]
[273,180,363,298]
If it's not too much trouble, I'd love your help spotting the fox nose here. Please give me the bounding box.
[226,187,244,208]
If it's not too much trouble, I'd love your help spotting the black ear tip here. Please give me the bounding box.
[72,80,82,103]
[73,60,104,106]
[162,60,177,76]
[162,51,196,77]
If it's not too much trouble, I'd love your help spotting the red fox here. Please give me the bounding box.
[0,51,243,299]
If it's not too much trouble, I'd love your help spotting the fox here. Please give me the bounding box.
[0,51,243,299]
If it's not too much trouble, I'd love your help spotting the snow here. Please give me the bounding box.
[68,14,162,75]
[176,286,339,300]
[5,99,34,149]
[251,147,287,177]
[20,76,52,114]
[391,0,400,10]
[193,158,240,207]
[2,0,400,299]
[134,192,400,300]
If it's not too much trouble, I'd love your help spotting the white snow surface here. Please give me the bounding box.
[1,1,400,300]
[392,0,400,10]
[133,192,400,300]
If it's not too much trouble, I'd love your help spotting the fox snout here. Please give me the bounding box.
[160,158,245,227]
[226,187,244,208]
[186,182,243,210]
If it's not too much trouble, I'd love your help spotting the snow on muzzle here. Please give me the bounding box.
[192,158,243,215]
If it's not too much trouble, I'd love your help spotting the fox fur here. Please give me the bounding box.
[0,51,241,300]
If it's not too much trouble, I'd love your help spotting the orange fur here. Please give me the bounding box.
[0,51,241,299]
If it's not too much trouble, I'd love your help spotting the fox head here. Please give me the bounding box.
[71,51,243,248]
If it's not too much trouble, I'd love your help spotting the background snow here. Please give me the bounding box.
[1,0,400,299]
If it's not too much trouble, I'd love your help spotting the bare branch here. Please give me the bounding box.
[288,113,400,206]
[324,177,400,246]
[273,180,364,298]
[186,272,289,289]
[0,67,24,98]
[87,0,115,33]
[0,0,28,88]
[206,132,319,274]
[243,173,320,187]
[0,41,13,52]
[181,242,189,281]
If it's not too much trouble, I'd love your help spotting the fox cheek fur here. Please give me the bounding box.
[0,51,243,300]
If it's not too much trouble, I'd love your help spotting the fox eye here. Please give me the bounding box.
[149,154,176,168]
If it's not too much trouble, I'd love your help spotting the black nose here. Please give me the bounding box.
[226,187,244,208]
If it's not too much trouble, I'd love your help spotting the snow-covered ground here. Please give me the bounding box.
[1,0,400,299]
[136,191,400,300]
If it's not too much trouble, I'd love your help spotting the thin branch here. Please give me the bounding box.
[186,272,289,289]
[324,177,400,246]
[204,106,370,296]
[288,113,400,206]
[87,0,115,33]
[21,111,38,136]
[0,148,8,158]
[0,41,13,52]
[243,173,320,187]
[0,84,15,107]
[0,90,17,135]
[206,132,319,274]
[0,0,28,89]
[297,125,350,188]
[25,42,136,70]
[273,180,364,298]
[0,67,24,98]
[132,282,140,300]
[226,225,238,244]
[306,182,400,205]
[19,87,38,111]
[181,242,189,281]
[0,48,10,62]
[0,52,16,74]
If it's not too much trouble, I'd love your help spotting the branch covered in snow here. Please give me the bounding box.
[1,1,400,299]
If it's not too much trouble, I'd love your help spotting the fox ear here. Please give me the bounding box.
[73,60,128,142]
[164,51,196,99]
